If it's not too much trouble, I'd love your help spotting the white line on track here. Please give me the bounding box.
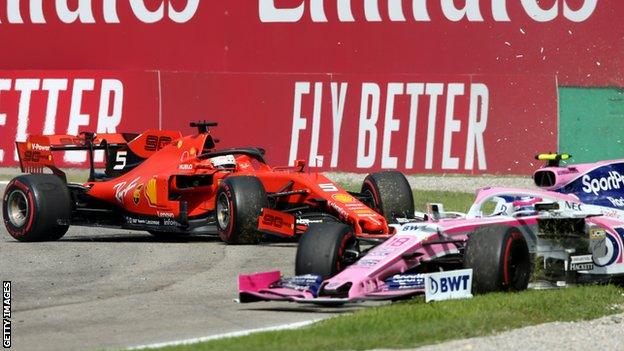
[0,181,8,185]
[126,318,324,350]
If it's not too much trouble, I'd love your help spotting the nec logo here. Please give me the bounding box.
[425,269,473,302]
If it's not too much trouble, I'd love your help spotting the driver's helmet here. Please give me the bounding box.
[512,197,541,217]
[210,154,237,169]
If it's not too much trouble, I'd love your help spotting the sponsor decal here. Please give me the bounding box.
[145,135,173,152]
[289,81,490,171]
[557,168,578,175]
[569,255,594,271]
[133,184,144,205]
[27,142,50,151]
[564,201,582,211]
[594,229,623,267]
[162,219,180,227]
[332,194,355,203]
[113,177,140,204]
[260,0,598,23]
[328,201,349,220]
[607,197,624,208]
[280,275,323,295]
[425,269,473,303]
[385,274,425,290]
[356,259,380,267]
[145,178,158,206]
[125,216,159,226]
[157,211,174,218]
[0,1,201,24]
[581,171,624,196]
[178,164,193,170]
[295,218,323,225]
[590,228,606,240]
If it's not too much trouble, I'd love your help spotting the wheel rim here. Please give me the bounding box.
[216,192,231,230]
[504,233,529,288]
[362,188,378,212]
[7,190,29,228]
[336,233,359,272]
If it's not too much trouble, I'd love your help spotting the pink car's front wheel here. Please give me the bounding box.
[464,225,531,294]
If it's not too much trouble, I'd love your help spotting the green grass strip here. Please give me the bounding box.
[155,285,623,351]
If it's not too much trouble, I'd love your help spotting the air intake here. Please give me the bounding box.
[533,170,556,188]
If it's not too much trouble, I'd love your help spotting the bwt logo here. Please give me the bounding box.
[0,1,200,24]
[260,0,598,23]
[429,274,470,294]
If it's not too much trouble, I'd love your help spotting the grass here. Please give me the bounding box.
[152,285,624,351]
[339,180,477,213]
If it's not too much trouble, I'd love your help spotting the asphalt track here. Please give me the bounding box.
[0,183,371,351]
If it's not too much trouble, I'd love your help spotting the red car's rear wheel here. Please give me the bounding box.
[2,174,71,242]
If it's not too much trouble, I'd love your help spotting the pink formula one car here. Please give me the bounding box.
[239,154,624,304]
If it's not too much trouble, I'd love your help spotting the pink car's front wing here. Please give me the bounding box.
[238,271,424,304]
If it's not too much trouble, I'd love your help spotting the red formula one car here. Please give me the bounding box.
[3,122,414,245]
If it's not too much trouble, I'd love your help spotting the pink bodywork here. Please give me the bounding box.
[239,160,624,304]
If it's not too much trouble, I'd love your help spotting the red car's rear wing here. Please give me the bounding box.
[15,133,129,173]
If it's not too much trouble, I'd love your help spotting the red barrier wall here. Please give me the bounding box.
[0,71,159,165]
[0,71,557,174]
[0,1,619,86]
[0,1,618,174]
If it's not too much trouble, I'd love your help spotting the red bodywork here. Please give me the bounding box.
[15,126,391,239]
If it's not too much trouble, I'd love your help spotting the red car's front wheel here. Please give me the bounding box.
[215,176,267,245]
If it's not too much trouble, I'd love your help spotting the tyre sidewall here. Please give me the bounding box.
[361,171,414,221]
[3,178,37,240]
[295,223,354,278]
[2,175,70,241]
[216,176,267,244]
[216,181,236,243]
[465,225,530,294]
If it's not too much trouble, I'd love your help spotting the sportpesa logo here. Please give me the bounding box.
[582,171,624,196]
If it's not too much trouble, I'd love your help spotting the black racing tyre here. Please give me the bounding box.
[295,223,358,278]
[2,174,71,242]
[361,171,414,223]
[464,225,531,294]
[216,176,268,244]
